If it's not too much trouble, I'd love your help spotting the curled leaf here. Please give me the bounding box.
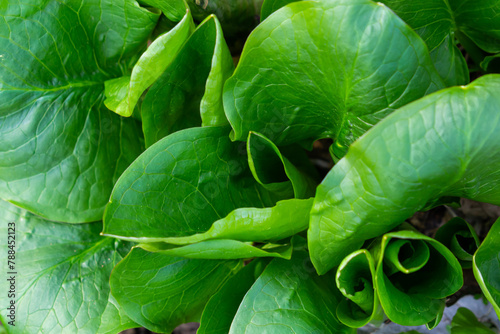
[373,229,463,326]
[142,15,233,146]
[309,75,500,274]
[435,217,480,267]
[104,11,195,117]
[247,132,317,199]
[335,249,384,328]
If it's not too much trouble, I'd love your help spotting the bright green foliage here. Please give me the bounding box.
[110,247,241,333]
[104,11,195,117]
[380,0,500,81]
[138,238,295,259]
[309,75,500,274]
[141,0,190,22]
[378,0,469,86]
[137,198,313,245]
[450,307,498,334]
[229,249,356,333]
[224,0,444,156]
[474,218,500,318]
[141,16,233,147]
[435,217,480,268]
[373,229,462,326]
[247,132,317,199]
[198,259,269,334]
[0,0,158,223]
[103,127,283,241]
[335,228,462,328]
[2,0,500,333]
[0,200,135,333]
[335,250,383,328]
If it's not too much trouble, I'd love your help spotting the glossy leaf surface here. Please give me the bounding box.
[380,0,500,83]
[138,238,294,259]
[110,247,241,333]
[373,229,462,326]
[335,249,383,328]
[450,307,497,334]
[103,126,282,241]
[142,16,233,147]
[229,250,355,333]
[0,200,135,333]
[309,75,500,274]
[198,259,268,334]
[435,217,480,267]
[247,132,317,199]
[378,0,468,86]
[135,198,313,245]
[141,0,189,22]
[0,0,158,222]
[473,218,500,318]
[104,11,195,117]
[224,0,444,156]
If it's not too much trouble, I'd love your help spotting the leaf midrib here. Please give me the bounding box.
[1,81,103,93]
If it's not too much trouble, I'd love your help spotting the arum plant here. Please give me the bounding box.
[336,226,463,328]
[309,75,500,274]
[1,0,500,333]
[435,217,481,268]
[372,228,463,327]
[335,249,384,328]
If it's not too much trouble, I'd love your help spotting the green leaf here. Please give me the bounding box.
[335,249,384,328]
[450,307,497,334]
[473,218,500,318]
[129,198,313,245]
[429,34,469,86]
[229,249,355,333]
[247,132,317,199]
[481,54,500,73]
[380,0,500,75]
[373,229,463,326]
[138,238,294,259]
[380,0,469,86]
[223,0,444,156]
[0,200,136,333]
[104,11,195,117]
[198,259,269,334]
[435,217,480,267]
[103,126,283,241]
[0,0,159,223]
[140,0,189,22]
[142,15,233,147]
[110,247,241,333]
[309,74,500,274]
[451,0,500,54]
[260,0,301,21]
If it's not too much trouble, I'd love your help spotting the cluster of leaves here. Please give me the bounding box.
[1,0,500,333]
